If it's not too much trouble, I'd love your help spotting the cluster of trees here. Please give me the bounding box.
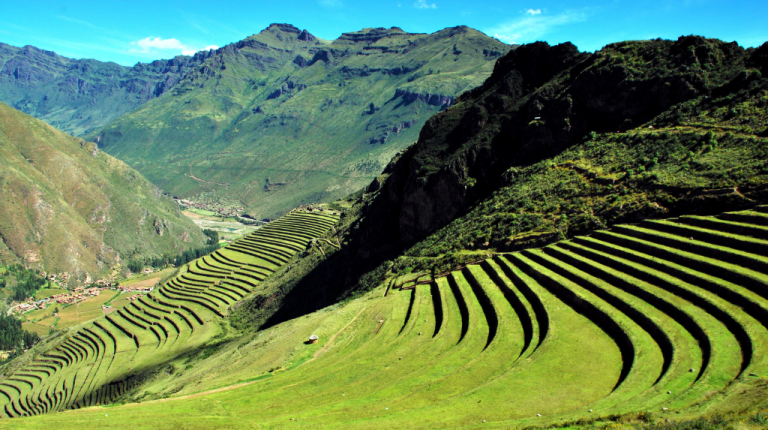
[0,313,40,351]
[0,264,48,303]
[126,229,221,273]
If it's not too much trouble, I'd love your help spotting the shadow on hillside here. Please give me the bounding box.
[259,243,395,330]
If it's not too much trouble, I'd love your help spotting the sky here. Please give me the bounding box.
[1,0,766,66]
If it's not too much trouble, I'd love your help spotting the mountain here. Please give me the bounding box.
[0,101,207,285]
[86,24,511,219]
[1,36,768,429]
[0,43,209,136]
[236,36,768,326]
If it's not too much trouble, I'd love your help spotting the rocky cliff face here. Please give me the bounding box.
[358,36,754,247]
[0,43,207,136]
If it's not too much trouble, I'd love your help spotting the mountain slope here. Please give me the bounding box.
[88,24,511,219]
[1,36,768,429]
[229,36,768,329]
[0,102,206,284]
[0,43,209,136]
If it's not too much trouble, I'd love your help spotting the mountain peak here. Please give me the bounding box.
[337,26,422,44]
[249,24,322,46]
[266,23,302,34]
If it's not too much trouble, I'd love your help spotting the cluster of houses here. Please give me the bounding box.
[173,198,245,218]
[53,287,102,304]
[13,283,154,315]
[292,205,341,216]
[13,287,104,314]
[116,285,154,293]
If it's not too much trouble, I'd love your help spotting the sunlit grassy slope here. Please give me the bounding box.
[0,210,340,422]
[0,102,206,283]
[90,24,511,219]
[4,206,768,428]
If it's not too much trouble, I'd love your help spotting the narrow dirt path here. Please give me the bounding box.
[312,306,369,360]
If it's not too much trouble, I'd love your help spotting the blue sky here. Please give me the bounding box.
[1,0,766,66]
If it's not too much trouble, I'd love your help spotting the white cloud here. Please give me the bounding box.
[487,9,587,45]
[319,0,343,7]
[525,8,541,15]
[414,0,436,9]
[130,37,218,57]
[130,37,186,53]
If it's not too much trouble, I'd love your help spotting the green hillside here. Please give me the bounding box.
[0,43,207,136]
[89,24,511,220]
[0,102,207,285]
[1,35,768,429]
[2,207,768,428]
[0,210,340,419]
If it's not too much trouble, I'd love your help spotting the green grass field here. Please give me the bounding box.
[20,322,50,337]
[2,207,768,428]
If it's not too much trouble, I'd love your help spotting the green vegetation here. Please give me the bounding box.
[126,229,220,274]
[0,43,206,137]
[89,24,511,220]
[404,126,768,274]
[2,207,768,428]
[0,265,48,303]
[0,314,39,351]
[0,210,339,420]
[2,35,768,429]
[0,102,207,284]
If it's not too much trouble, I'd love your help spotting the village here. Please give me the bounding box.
[11,283,154,315]
[173,197,246,218]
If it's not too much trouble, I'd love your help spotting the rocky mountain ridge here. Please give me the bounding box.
[364,36,758,245]
[0,43,212,136]
[245,35,768,328]
[85,23,512,219]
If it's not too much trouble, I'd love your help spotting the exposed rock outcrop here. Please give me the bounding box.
[359,37,755,246]
[394,88,455,108]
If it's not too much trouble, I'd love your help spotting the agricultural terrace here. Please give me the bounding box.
[3,206,768,428]
[0,210,339,418]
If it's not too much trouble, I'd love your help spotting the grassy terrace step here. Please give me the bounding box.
[479,260,536,356]
[262,222,327,236]
[541,244,751,409]
[640,219,768,256]
[507,252,646,392]
[246,232,308,249]
[610,224,768,273]
[207,251,242,269]
[237,237,298,257]
[166,279,234,306]
[255,226,317,242]
[231,239,295,260]
[718,210,768,226]
[559,239,768,383]
[677,215,768,240]
[156,288,225,318]
[226,244,286,266]
[589,230,768,301]
[12,206,768,426]
[494,256,550,352]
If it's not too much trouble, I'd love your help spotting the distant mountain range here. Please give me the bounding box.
[0,101,207,285]
[0,43,211,136]
[1,24,511,219]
